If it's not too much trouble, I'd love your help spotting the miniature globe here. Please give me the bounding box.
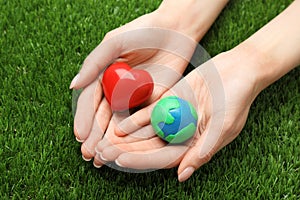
[151,96,198,144]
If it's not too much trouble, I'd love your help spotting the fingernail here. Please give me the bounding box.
[93,162,103,168]
[74,126,85,142]
[178,167,195,182]
[75,137,84,143]
[70,74,80,89]
[115,159,124,167]
[82,155,92,162]
[99,153,108,161]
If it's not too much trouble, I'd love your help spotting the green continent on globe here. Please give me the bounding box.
[151,96,198,144]
[151,96,180,139]
[165,123,197,144]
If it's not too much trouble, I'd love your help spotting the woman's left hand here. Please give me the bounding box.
[96,49,262,182]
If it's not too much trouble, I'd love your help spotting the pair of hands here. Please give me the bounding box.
[71,10,258,182]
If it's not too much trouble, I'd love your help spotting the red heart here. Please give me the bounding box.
[102,62,154,111]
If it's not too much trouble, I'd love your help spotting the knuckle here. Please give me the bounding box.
[199,151,214,164]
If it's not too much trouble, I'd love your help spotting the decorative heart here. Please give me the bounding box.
[102,62,154,111]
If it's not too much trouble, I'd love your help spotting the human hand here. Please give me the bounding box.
[70,3,207,166]
[96,49,262,181]
[99,0,300,181]
[94,0,300,180]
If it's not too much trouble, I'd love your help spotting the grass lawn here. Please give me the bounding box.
[1,0,299,199]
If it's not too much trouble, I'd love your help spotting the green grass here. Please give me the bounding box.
[1,0,299,199]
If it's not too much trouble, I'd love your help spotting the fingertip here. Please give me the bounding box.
[75,137,84,143]
[82,154,92,162]
[114,108,151,136]
[94,153,106,168]
[177,147,202,181]
[177,142,201,182]
[178,166,195,182]
[93,160,103,168]
[115,159,125,168]
[99,152,109,162]
[81,143,95,160]
[177,134,214,182]
[93,163,103,168]
[74,126,85,142]
[114,126,127,137]
[69,74,80,89]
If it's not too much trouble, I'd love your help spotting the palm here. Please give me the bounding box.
[97,53,257,178]
[74,12,198,166]
[121,50,189,102]
[91,47,192,166]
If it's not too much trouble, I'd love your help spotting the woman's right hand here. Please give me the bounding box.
[70,0,229,166]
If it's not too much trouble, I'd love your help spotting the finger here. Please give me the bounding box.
[114,86,196,137]
[96,123,156,156]
[95,113,133,155]
[70,26,159,90]
[177,126,223,182]
[113,70,181,137]
[93,153,106,168]
[100,124,157,162]
[115,145,189,170]
[70,35,122,89]
[93,108,122,168]
[130,125,157,140]
[115,103,155,136]
[74,79,102,141]
[70,26,199,90]
[138,60,189,108]
[101,136,166,162]
[81,99,112,161]
[94,114,120,154]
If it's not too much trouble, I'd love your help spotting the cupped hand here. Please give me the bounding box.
[97,50,262,181]
[71,10,201,166]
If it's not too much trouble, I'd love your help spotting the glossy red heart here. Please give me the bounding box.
[102,62,154,111]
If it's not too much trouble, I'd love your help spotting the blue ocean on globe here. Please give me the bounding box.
[158,98,197,137]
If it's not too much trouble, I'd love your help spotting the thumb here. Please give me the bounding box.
[70,35,122,89]
[177,127,223,182]
[69,26,195,89]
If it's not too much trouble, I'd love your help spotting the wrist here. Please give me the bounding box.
[232,1,300,93]
[229,42,275,96]
[214,44,270,100]
[155,0,228,41]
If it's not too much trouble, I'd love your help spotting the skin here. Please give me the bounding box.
[70,0,228,165]
[108,0,300,182]
[70,0,300,182]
